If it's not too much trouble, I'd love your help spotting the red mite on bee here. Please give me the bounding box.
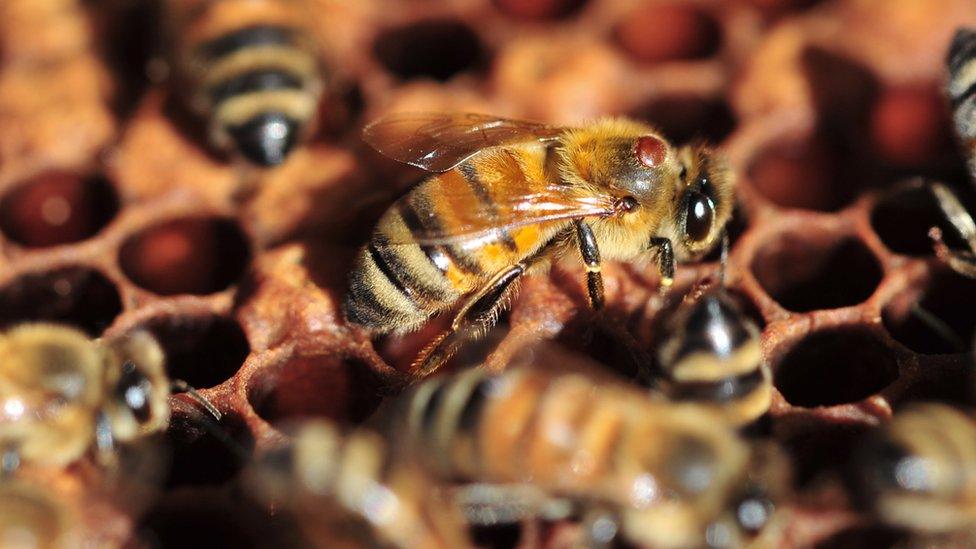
[344,112,735,375]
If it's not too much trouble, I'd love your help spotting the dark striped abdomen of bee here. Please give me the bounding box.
[847,403,976,534]
[656,290,771,426]
[344,144,567,334]
[949,28,976,174]
[171,0,323,166]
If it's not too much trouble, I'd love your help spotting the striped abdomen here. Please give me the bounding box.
[252,420,471,548]
[657,292,771,426]
[949,28,976,174]
[179,1,323,166]
[396,367,749,511]
[344,148,565,334]
[849,403,976,533]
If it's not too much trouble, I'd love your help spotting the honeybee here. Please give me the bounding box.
[847,403,976,534]
[948,28,976,178]
[0,480,79,548]
[391,361,779,548]
[345,112,735,375]
[657,289,771,426]
[167,0,324,166]
[0,323,170,470]
[246,420,472,548]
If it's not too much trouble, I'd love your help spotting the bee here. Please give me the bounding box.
[927,182,976,278]
[0,323,171,470]
[0,480,79,548]
[948,28,976,179]
[344,112,735,375]
[246,420,472,548]
[657,289,771,426]
[167,0,325,166]
[847,403,976,534]
[392,362,778,548]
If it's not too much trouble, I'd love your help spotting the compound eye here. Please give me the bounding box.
[685,191,715,243]
[636,135,668,167]
[115,361,153,424]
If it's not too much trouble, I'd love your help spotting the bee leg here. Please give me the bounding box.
[929,182,976,253]
[930,227,976,278]
[648,237,675,290]
[170,379,223,421]
[412,263,527,377]
[574,219,605,310]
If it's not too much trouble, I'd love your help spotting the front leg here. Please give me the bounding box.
[574,219,604,310]
[648,237,675,289]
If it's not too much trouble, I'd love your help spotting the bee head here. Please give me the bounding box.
[102,331,170,442]
[671,144,734,260]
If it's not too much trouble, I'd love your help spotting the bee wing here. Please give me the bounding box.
[385,181,618,246]
[363,112,567,172]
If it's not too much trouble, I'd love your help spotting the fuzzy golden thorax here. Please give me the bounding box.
[555,118,734,263]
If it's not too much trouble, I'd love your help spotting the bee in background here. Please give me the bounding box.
[392,360,780,548]
[345,112,735,376]
[166,0,324,166]
[928,182,976,278]
[656,289,771,427]
[0,323,217,472]
[846,403,976,535]
[245,420,472,549]
[948,28,976,179]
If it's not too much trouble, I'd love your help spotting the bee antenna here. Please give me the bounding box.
[171,379,222,422]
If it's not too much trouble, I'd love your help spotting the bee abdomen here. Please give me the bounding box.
[194,22,322,166]
[949,29,976,160]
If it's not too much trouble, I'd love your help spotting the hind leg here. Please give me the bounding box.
[411,263,527,377]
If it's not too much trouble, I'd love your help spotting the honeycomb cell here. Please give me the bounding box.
[883,270,976,355]
[802,47,879,136]
[0,172,118,247]
[164,411,255,487]
[492,0,587,19]
[751,235,882,312]
[615,3,722,64]
[0,267,122,336]
[373,19,484,81]
[870,182,973,256]
[119,217,251,296]
[632,95,737,145]
[248,355,384,426]
[747,134,868,212]
[869,86,955,169]
[141,315,250,389]
[774,329,897,407]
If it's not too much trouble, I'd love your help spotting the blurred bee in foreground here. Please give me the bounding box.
[657,289,771,426]
[345,112,735,375]
[391,359,783,548]
[246,420,471,548]
[167,0,324,166]
[0,323,216,472]
[0,479,79,548]
[847,403,976,535]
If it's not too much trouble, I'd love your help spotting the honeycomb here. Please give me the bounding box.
[2,0,976,546]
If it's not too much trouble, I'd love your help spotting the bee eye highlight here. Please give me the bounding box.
[685,191,714,243]
[636,135,667,167]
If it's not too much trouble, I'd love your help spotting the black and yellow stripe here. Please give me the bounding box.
[949,28,976,175]
[848,403,976,533]
[658,291,771,426]
[344,147,565,334]
[187,17,323,166]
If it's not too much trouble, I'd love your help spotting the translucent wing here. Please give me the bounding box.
[363,112,566,172]
[386,179,619,246]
